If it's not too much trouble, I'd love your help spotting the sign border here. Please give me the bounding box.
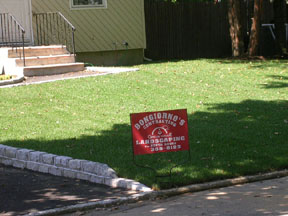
[130,109,190,155]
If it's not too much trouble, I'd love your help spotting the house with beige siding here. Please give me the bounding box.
[0,0,146,71]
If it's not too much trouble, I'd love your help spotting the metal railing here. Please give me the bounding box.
[0,13,26,66]
[33,12,76,59]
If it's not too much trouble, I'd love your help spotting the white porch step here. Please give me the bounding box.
[23,63,85,77]
[16,55,75,67]
[2,45,85,77]
[8,45,69,58]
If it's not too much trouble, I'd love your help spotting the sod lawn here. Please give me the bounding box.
[0,59,287,189]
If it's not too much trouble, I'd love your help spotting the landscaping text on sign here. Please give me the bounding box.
[131,109,190,155]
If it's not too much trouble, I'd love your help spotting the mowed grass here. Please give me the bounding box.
[0,59,287,189]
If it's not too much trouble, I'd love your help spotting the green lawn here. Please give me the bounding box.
[0,59,287,189]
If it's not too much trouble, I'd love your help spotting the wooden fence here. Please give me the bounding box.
[144,0,277,60]
[144,0,232,60]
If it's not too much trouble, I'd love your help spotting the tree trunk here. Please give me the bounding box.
[227,0,244,57]
[248,0,263,56]
[273,0,287,54]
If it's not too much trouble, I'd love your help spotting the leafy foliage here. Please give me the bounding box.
[0,75,12,81]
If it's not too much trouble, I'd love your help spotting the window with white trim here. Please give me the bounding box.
[71,0,107,9]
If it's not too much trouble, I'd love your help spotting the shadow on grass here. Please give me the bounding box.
[206,58,288,69]
[267,75,288,81]
[2,100,288,189]
[261,75,288,89]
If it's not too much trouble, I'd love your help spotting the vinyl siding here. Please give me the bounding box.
[31,0,146,52]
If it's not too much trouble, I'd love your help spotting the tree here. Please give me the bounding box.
[248,0,263,56]
[227,0,264,57]
[227,0,245,57]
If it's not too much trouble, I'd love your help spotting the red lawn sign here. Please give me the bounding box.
[131,109,190,155]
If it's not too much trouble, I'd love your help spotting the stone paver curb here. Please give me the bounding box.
[0,144,151,192]
[23,169,288,216]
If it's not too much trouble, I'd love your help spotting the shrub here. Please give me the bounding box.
[0,75,12,81]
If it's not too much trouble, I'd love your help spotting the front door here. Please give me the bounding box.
[0,0,33,44]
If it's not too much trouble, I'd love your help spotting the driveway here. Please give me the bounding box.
[0,164,136,216]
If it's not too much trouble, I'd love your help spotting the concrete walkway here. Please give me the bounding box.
[0,67,139,88]
[81,176,288,216]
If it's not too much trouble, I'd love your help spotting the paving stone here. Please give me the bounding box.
[54,157,62,166]
[39,164,49,173]
[0,145,6,156]
[129,182,148,191]
[106,167,118,178]
[104,177,113,186]
[55,156,72,168]
[77,172,91,181]
[29,151,45,162]
[82,161,96,173]
[27,161,40,171]
[94,164,105,176]
[5,147,18,158]
[2,158,13,166]
[68,159,82,170]
[109,178,128,188]
[90,175,105,184]
[13,160,26,169]
[63,169,77,178]
[94,164,117,178]
[49,166,63,176]
[16,149,32,161]
[42,154,56,165]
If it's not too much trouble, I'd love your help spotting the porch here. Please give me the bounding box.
[0,6,84,77]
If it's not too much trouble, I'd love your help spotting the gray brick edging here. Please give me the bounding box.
[0,144,151,192]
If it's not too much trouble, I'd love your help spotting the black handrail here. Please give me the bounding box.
[33,12,76,60]
[0,13,26,66]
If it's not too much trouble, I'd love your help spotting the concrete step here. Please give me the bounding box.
[8,45,69,58]
[16,55,75,67]
[23,63,85,77]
